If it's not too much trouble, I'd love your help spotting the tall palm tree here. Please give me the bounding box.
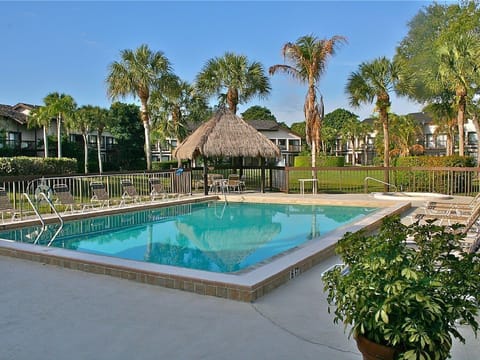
[269,34,346,172]
[73,105,94,174]
[346,57,410,185]
[91,107,110,174]
[28,106,51,158]
[106,44,173,170]
[436,34,480,156]
[40,92,77,158]
[195,52,271,114]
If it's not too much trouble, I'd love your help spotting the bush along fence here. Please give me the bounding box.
[284,166,480,196]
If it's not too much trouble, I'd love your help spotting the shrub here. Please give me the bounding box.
[0,157,77,176]
[323,217,480,360]
[152,160,188,171]
[294,155,345,167]
[393,156,474,193]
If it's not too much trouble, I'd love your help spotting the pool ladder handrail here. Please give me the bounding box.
[364,176,398,193]
[22,191,64,246]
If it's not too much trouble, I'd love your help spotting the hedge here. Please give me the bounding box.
[393,156,475,194]
[0,157,77,176]
[152,160,189,171]
[294,155,345,167]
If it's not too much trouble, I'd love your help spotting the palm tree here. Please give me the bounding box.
[73,106,94,174]
[91,107,110,174]
[269,34,346,172]
[346,57,410,185]
[195,52,271,114]
[436,34,480,156]
[106,44,174,170]
[28,106,51,158]
[151,77,208,143]
[389,114,422,157]
[39,92,77,158]
[423,96,457,156]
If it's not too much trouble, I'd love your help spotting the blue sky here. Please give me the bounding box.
[1,1,441,125]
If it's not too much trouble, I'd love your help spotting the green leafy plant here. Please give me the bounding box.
[322,216,480,360]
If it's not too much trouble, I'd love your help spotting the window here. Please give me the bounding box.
[426,134,435,149]
[436,135,447,148]
[7,131,21,148]
[468,132,477,145]
[89,135,97,144]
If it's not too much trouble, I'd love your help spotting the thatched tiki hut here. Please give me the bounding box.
[173,109,280,194]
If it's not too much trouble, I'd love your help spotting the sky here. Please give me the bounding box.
[0,1,446,125]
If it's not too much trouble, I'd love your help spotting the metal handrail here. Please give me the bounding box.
[364,177,398,193]
[22,190,64,246]
[22,192,46,244]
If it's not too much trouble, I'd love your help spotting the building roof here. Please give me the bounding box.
[247,119,279,131]
[408,112,433,126]
[0,104,28,125]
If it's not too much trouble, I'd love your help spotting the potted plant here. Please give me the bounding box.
[322,216,480,360]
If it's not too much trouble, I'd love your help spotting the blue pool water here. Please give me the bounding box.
[0,202,377,273]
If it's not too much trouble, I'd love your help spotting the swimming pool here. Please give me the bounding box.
[0,201,376,273]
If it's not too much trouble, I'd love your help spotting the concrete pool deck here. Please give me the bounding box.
[1,193,479,359]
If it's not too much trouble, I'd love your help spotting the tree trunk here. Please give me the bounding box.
[457,93,466,156]
[83,134,89,174]
[97,130,103,174]
[311,141,317,179]
[140,100,152,170]
[227,88,238,114]
[304,84,320,179]
[379,106,390,189]
[57,114,62,158]
[43,126,49,158]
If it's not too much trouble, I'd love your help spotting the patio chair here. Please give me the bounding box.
[120,179,141,206]
[90,182,110,208]
[208,174,226,194]
[53,183,90,213]
[226,174,243,193]
[0,187,20,223]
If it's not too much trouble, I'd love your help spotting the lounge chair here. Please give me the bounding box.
[90,182,110,208]
[53,183,89,213]
[0,187,20,222]
[412,201,480,230]
[424,193,480,212]
[149,178,169,201]
[120,179,141,206]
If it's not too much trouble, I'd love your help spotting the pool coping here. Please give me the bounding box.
[0,195,411,302]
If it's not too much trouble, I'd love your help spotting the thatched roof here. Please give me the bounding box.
[173,109,281,160]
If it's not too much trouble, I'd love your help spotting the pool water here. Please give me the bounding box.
[0,202,377,273]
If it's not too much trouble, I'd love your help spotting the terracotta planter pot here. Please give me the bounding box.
[355,335,397,360]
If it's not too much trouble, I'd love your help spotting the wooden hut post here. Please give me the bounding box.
[203,157,208,195]
[261,157,265,193]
